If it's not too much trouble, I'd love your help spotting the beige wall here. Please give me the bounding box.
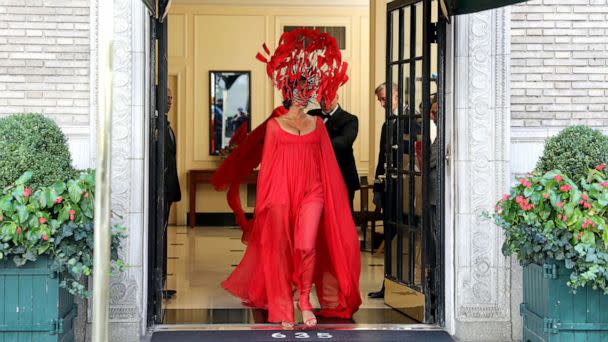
[168,4,370,224]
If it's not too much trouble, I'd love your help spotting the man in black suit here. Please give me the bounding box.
[308,94,360,210]
[163,88,181,299]
[368,82,419,299]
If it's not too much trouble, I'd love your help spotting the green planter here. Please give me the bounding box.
[521,262,608,341]
[0,256,76,341]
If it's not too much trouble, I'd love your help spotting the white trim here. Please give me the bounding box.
[443,18,456,337]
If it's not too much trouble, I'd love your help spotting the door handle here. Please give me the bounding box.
[445,144,452,166]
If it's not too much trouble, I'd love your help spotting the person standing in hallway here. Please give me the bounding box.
[162,88,181,299]
[368,82,417,299]
[308,94,360,211]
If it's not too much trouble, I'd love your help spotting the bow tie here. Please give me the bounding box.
[321,112,331,119]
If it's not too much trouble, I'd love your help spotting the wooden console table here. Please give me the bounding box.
[188,169,258,228]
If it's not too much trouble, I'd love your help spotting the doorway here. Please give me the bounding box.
[144,0,446,330]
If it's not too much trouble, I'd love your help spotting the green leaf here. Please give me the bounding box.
[68,180,82,203]
[14,172,33,186]
[36,192,47,209]
[37,244,50,255]
[57,206,69,223]
[16,205,28,223]
[53,182,66,196]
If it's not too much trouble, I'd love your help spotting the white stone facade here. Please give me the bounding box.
[447,8,517,341]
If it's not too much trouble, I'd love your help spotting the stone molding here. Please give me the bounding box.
[453,6,511,328]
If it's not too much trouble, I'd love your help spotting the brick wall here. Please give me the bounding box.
[511,0,608,129]
[0,0,90,127]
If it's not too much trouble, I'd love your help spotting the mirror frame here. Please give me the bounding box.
[208,70,252,156]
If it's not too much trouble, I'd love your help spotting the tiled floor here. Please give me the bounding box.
[163,226,415,324]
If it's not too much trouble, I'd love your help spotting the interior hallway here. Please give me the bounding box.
[162,225,416,324]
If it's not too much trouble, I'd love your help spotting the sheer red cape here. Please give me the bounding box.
[211,107,361,320]
[211,106,288,240]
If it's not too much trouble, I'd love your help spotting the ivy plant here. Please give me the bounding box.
[0,170,126,297]
[488,164,608,293]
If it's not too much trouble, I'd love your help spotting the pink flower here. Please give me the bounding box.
[557,201,564,208]
[55,196,62,204]
[560,185,572,192]
[496,205,503,212]
[563,215,568,221]
[69,209,75,221]
[16,227,21,235]
[582,219,595,229]
[83,192,89,198]
[42,233,47,241]
[582,193,588,201]
[554,175,563,182]
[39,217,46,224]
[516,196,524,204]
[543,193,550,199]
[596,164,606,171]
[502,194,510,201]
[23,187,32,197]
[519,178,532,188]
[583,202,591,209]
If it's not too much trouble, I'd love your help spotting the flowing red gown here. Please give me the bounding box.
[221,116,362,323]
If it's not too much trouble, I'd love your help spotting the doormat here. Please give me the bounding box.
[150,329,454,342]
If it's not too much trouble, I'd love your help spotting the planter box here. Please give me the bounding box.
[0,256,76,342]
[521,262,608,342]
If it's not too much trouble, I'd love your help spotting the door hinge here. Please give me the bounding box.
[543,318,558,334]
[543,263,558,279]
[50,319,64,335]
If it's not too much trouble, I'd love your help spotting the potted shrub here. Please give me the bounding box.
[0,114,125,341]
[489,125,608,341]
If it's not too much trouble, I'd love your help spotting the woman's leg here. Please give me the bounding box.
[294,200,323,313]
[262,204,295,324]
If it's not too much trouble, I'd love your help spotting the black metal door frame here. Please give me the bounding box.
[146,11,169,326]
[384,0,446,325]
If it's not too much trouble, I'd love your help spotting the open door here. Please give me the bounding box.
[146,1,170,325]
[383,0,445,324]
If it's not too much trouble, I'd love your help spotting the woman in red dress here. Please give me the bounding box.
[212,29,361,329]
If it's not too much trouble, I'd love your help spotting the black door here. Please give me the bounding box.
[146,8,170,325]
[383,0,445,324]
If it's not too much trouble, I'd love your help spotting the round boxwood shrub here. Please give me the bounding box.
[0,113,74,189]
[536,125,608,183]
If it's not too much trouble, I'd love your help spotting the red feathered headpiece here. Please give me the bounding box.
[256,28,348,107]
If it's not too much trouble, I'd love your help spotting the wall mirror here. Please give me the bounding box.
[209,71,251,155]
